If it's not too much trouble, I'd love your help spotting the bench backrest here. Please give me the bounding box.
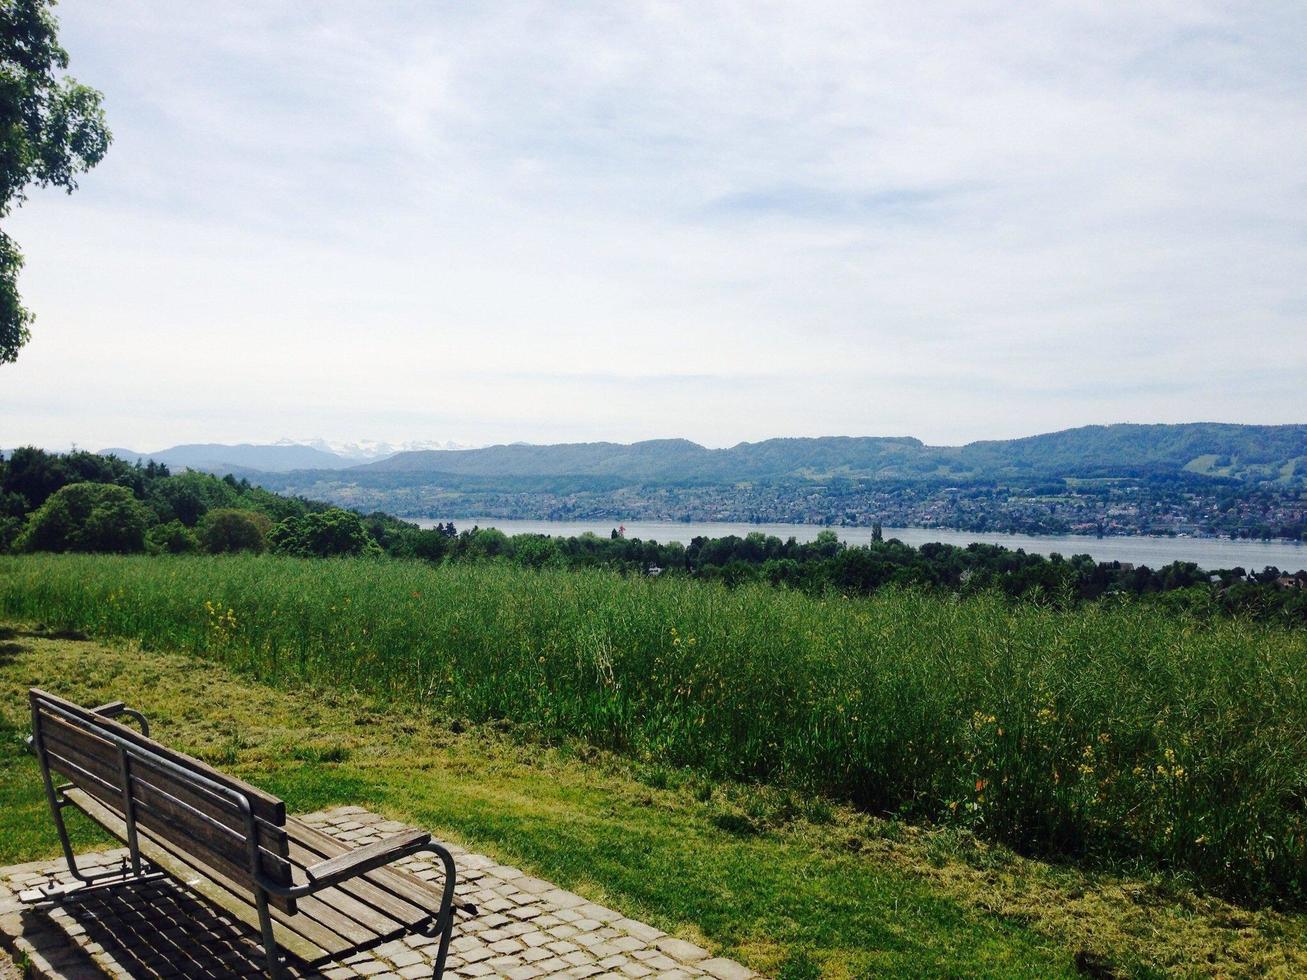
[29,689,295,912]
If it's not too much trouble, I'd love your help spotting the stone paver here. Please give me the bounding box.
[0,807,758,980]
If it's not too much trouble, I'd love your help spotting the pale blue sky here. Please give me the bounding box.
[2,1,1305,451]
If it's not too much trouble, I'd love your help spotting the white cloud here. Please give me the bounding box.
[1,0,1304,451]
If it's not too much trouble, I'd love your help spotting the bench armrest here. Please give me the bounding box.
[90,700,151,736]
[303,829,431,891]
[26,700,145,753]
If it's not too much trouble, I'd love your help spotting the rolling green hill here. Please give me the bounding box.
[357,423,1307,485]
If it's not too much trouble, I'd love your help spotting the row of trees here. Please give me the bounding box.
[0,448,384,558]
[380,524,1307,622]
[8,482,386,559]
[348,518,1307,622]
[4,449,1305,623]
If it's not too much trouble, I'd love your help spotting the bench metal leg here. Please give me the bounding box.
[255,889,286,979]
[30,699,153,891]
[39,773,141,889]
[46,789,102,884]
[28,775,164,900]
[421,844,459,980]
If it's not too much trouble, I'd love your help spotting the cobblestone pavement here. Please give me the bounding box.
[0,807,757,980]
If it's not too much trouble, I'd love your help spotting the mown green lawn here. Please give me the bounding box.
[2,625,1304,978]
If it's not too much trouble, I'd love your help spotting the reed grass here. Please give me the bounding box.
[2,553,1304,904]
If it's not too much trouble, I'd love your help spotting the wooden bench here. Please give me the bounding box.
[25,688,474,978]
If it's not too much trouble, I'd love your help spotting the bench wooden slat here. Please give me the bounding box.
[35,740,300,902]
[72,787,354,955]
[33,689,285,823]
[128,786,296,910]
[33,690,461,975]
[129,769,289,873]
[288,819,445,920]
[34,702,295,911]
[59,788,446,961]
[286,824,435,929]
[292,869,411,941]
[60,787,336,962]
[39,733,123,805]
[41,718,290,871]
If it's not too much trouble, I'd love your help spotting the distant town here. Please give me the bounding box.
[289,477,1307,541]
[84,424,1307,542]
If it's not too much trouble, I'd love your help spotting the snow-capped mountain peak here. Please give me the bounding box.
[282,438,475,461]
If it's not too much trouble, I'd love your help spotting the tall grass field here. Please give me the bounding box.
[2,553,1305,904]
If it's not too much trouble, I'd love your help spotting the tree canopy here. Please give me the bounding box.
[198,508,271,554]
[17,481,150,553]
[268,508,382,558]
[0,0,110,363]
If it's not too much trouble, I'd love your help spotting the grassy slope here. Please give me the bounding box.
[2,629,1305,977]
[5,554,1306,907]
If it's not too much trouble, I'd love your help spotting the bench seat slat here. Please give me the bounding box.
[293,860,420,939]
[287,830,433,929]
[60,788,447,962]
[288,819,446,920]
[60,787,338,961]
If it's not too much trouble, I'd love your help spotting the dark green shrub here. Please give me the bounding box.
[0,514,22,552]
[197,508,270,554]
[511,534,563,569]
[268,508,380,558]
[148,471,238,526]
[17,482,151,553]
[146,520,199,554]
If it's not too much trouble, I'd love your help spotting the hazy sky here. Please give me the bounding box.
[2,1,1305,452]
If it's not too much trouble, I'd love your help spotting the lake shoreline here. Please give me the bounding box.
[406,516,1307,570]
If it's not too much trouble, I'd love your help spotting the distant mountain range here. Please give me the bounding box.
[97,438,469,474]
[86,423,1307,486]
[350,423,1307,485]
[100,443,357,473]
[13,423,1290,536]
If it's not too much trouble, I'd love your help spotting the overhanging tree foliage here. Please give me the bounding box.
[0,0,109,363]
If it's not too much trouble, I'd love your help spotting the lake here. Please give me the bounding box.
[409,517,1307,571]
